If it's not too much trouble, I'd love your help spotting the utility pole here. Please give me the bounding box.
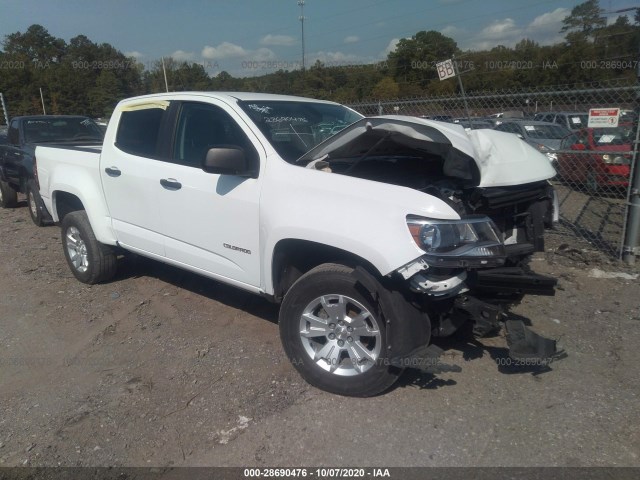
[298,0,306,70]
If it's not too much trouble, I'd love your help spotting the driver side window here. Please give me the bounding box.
[172,102,257,169]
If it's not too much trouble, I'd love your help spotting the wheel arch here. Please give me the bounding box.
[270,238,384,302]
[51,189,118,245]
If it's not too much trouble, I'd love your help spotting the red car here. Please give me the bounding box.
[556,125,633,191]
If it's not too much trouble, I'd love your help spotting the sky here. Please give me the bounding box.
[0,0,636,77]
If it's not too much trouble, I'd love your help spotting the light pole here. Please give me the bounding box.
[298,0,306,70]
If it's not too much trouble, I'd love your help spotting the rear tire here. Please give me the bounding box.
[0,180,18,208]
[27,180,51,226]
[279,263,401,397]
[60,210,117,284]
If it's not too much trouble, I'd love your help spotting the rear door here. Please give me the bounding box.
[154,100,264,287]
[100,101,172,256]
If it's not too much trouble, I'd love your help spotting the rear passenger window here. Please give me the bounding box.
[116,106,166,158]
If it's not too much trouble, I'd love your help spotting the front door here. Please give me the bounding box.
[155,101,264,288]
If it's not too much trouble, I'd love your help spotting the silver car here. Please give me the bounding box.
[494,120,570,162]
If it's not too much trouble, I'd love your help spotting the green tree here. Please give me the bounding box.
[371,77,399,99]
[560,0,606,40]
[388,31,458,89]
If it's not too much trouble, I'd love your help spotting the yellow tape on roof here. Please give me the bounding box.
[120,100,170,112]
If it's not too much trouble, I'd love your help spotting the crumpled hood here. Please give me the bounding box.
[299,116,556,188]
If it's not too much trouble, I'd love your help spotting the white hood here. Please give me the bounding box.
[299,115,556,188]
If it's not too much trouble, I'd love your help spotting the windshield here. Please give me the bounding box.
[238,100,363,163]
[523,124,568,139]
[23,117,104,143]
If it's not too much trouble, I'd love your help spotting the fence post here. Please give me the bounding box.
[621,94,640,265]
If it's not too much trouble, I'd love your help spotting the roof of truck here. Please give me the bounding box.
[118,91,339,105]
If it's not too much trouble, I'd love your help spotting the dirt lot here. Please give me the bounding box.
[0,197,639,468]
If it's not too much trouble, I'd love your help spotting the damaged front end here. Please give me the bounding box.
[396,179,560,363]
[299,116,562,365]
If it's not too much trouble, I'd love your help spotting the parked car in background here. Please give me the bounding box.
[534,112,589,132]
[419,115,453,122]
[0,115,104,225]
[453,118,495,130]
[555,125,633,192]
[494,120,570,163]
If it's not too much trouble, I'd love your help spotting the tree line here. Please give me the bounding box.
[0,0,638,120]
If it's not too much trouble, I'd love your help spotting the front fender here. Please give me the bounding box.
[259,156,460,294]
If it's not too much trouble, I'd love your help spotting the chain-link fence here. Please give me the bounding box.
[347,80,640,259]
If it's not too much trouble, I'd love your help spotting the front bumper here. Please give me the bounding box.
[467,267,557,296]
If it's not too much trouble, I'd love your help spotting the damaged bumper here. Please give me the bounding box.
[395,255,560,362]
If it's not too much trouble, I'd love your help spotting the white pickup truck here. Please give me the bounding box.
[36,92,560,396]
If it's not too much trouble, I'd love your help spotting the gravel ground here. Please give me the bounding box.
[0,197,639,468]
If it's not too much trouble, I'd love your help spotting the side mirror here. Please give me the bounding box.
[202,146,256,178]
[516,134,524,139]
[571,143,586,151]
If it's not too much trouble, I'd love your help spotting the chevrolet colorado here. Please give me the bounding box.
[35,92,560,396]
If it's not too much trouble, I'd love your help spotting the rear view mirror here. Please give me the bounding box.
[202,146,257,178]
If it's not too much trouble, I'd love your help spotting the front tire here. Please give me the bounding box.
[279,263,401,397]
[0,179,18,208]
[60,210,117,284]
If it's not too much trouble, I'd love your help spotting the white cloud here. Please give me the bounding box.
[260,34,296,46]
[440,25,460,37]
[480,18,521,40]
[202,42,248,60]
[529,8,569,29]
[251,47,277,62]
[170,50,196,62]
[524,7,568,46]
[380,38,400,57]
[461,8,571,50]
[308,50,362,65]
[344,35,359,44]
[125,51,143,59]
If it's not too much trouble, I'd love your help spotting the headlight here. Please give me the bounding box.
[407,215,506,267]
[602,154,628,165]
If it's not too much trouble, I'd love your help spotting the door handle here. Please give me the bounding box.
[160,178,182,190]
[104,167,121,177]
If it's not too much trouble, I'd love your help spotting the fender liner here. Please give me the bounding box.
[352,266,431,359]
